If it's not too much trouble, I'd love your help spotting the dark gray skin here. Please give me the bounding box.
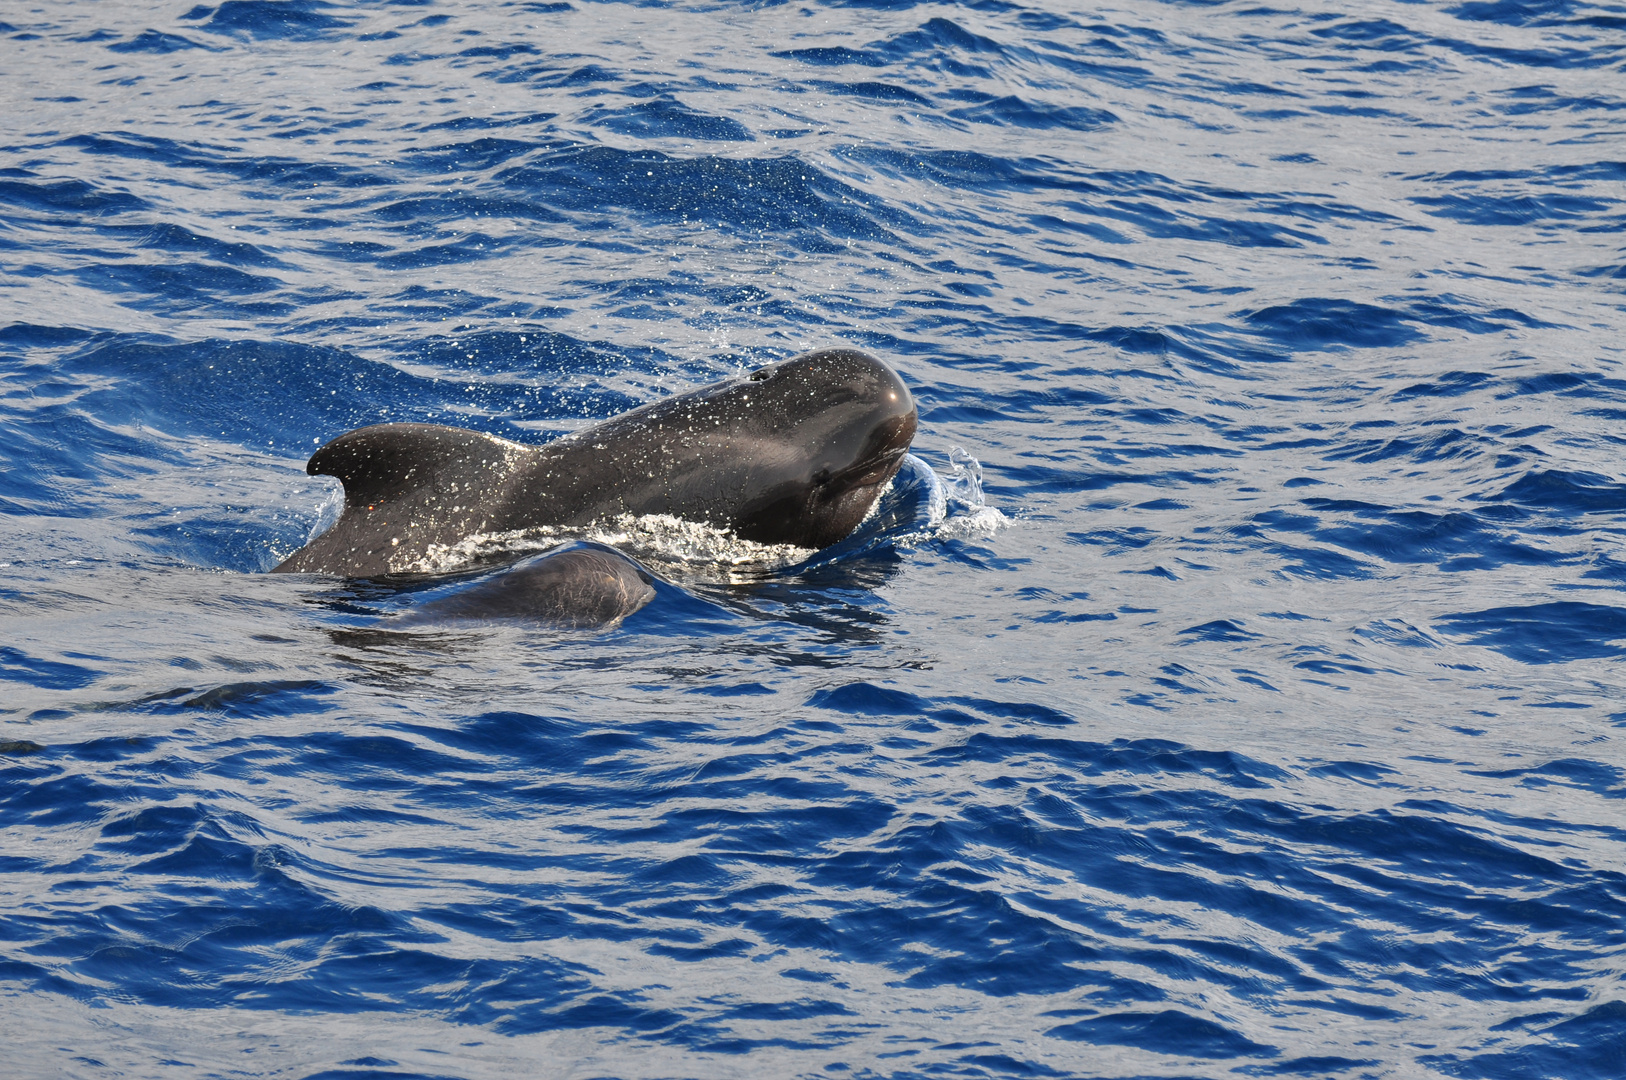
[273,348,917,578]
[393,543,656,628]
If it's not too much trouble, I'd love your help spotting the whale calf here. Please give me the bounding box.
[274,348,918,581]
[392,542,657,628]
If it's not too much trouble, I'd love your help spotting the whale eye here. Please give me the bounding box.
[812,467,832,485]
[749,368,772,381]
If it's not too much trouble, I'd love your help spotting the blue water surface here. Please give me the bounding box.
[3,1,1626,1077]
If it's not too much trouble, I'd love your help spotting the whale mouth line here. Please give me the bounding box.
[823,444,911,496]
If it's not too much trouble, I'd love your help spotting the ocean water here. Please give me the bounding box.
[3,0,1625,1076]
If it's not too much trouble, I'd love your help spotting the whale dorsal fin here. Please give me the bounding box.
[307,423,525,509]
[275,423,532,576]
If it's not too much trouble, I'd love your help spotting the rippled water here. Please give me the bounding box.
[3,1,1625,1077]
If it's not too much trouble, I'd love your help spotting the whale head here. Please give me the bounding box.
[656,347,919,549]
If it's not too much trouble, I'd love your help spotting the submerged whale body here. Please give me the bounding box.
[393,542,657,628]
[273,348,918,587]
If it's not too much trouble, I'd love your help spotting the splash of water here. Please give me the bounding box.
[933,446,1007,540]
[942,446,984,507]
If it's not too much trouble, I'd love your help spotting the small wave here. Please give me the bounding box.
[183,0,356,42]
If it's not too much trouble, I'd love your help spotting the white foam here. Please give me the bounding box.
[415,525,569,575]
[933,503,1009,541]
[406,513,811,582]
[584,513,813,582]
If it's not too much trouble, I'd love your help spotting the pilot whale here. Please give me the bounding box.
[273,348,917,580]
[392,542,658,628]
